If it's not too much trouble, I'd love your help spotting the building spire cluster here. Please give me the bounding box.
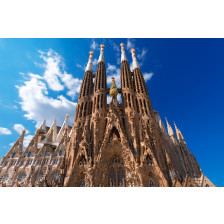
[0,42,213,188]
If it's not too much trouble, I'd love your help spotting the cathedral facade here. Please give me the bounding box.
[0,43,215,187]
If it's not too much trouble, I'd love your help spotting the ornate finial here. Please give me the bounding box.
[22,130,26,134]
[51,128,54,132]
[85,51,94,72]
[109,77,118,105]
[110,77,118,97]
[98,44,105,63]
[130,48,139,70]
[120,43,127,62]
[36,129,40,133]
[66,114,69,118]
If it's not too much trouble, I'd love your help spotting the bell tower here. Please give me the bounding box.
[75,51,94,121]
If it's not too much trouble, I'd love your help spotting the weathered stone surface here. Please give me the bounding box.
[0,43,215,187]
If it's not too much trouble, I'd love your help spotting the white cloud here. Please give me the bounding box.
[13,124,29,134]
[76,63,85,70]
[39,49,82,98]
[92,58,98,66]
[9,143,14,147]
[110,41,119,52]
[91,40,98,50]
[117,93,122,103]
[106,63,120,87]
[127,39,135,50]
[130,61,133,71]
[107,95,111,104]
[60,73,82,99]
[137,48,147,60]
[0,127,12,135]
[16,73,76,128]
[39,49,64,91]
[23,135,33,147]
[92,58,98,71]
[143,72,154,82]
[107,63,117,71]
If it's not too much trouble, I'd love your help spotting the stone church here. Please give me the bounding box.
[0,43,215,187]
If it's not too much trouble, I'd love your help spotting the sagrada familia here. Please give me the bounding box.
[0,43,215,187]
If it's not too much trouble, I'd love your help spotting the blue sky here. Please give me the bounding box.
[0,38,223,186]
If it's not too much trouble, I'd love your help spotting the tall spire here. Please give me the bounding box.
[94,44,107,92]
[165,117,175,137]
[120,43,127,62]
[48,118,57,142]
[39,119,46,132]
[7,129,26,154]
[85,51,94,72]
[174,122,185,142]
[98,44,105,63]
[130,48,139,70]
[57,114,69,142]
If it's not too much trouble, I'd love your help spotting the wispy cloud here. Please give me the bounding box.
[13,124,29,134]
[0,127,12,135]
[109,40,121,64]
[127,38,135,50]
[143,72,154,82]
[126,39,148,69]
[23,135,33,147]
[90,40,98,50]
[92,58,98,71]
[76,63,85,71]
[137,48,147,60]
